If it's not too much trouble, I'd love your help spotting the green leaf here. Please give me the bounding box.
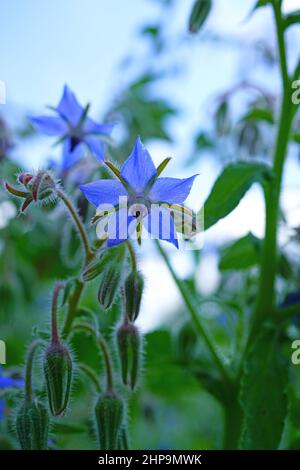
[253,0,272,10]
[241,107,274,124]
[240,325,289,449]
[219,233,261,271]
[188,0,212,34]
[283,10,300,30]
[201,162,272,230]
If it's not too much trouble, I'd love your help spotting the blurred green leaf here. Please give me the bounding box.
[219,233,261,271]
[283,10,300,30]
[202,162,273,230]
[241,107,274,124]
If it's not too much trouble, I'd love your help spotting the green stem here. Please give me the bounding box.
[73,322,114,393]
[25,340,44,402]
[78,363,102,393]
[252,5,293,333]
[156,240,232,383]
[57,189,93,265]
[273,1,289,92]
[51,282,64,344]
[62,279,84,338]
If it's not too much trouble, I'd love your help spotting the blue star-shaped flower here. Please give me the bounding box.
[0,367,24,421]
[80,137,197,248]
[30,85,114,170]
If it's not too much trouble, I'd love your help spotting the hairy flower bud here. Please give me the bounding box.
[94,391,124,450]
[189,0,212,33]
[16,400,49,450]
[124,271,144,322]
[117,322,141,390]
[97,264,122,310]
[43,342,72,416]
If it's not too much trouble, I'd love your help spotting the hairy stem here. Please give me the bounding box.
[51,282,64,344]
[156,240,232,383]
[25,340,44,402]
[56,189,93,265]
[73,322,114,392]
[62,280,84,338]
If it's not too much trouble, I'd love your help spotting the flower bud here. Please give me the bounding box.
[124,271,144,322]
[117,322,141,390]
[81,251,112,282]
[43,342,72,416]
[97,264,122,310]
[189,0,212,33]
[94,391,124,450]
[16,400,49,450]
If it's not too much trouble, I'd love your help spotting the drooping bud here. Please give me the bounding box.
[124,271,144,322]
[94,391,124,450]
[43,342,72,416]
[16,400,49,450]
[81,250,112,282]
[117,322,141,390]
[97,264,122,310]
[188,0,212,33]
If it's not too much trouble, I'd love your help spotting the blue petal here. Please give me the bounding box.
[80,179,128,207]
[84,118,114,135]
[85,135,105,162]
[120,137,156,193]
[0,376,24,388]
[148,175,198,204]
[143,205,178,248]
[30,116,67,136]
[56,85,84,126]
[0,399,4,421]
[106,210,137,247]
[61,138,85,170]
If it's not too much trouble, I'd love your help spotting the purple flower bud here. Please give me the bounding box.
[16,400,49,450]
[124,271,144,322]
[43,342,72,416]
[117,322,141,390]
[94,391,124,450]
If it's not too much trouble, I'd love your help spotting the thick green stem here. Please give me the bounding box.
[57,189,93,265]
[51,282,64,344]
[252,4,293,333]
[156,240,232,383]
[223,394,243,450]
[273,1,289,92]
[25,340,44,402]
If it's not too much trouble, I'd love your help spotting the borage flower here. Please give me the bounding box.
[80,137,197,248]
[0,367,24,421]
[30,85,114,170]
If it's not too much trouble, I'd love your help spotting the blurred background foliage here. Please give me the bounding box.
[0,0,300,450]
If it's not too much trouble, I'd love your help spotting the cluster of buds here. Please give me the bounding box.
[5,170,56,213]
[116,266,144,390]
